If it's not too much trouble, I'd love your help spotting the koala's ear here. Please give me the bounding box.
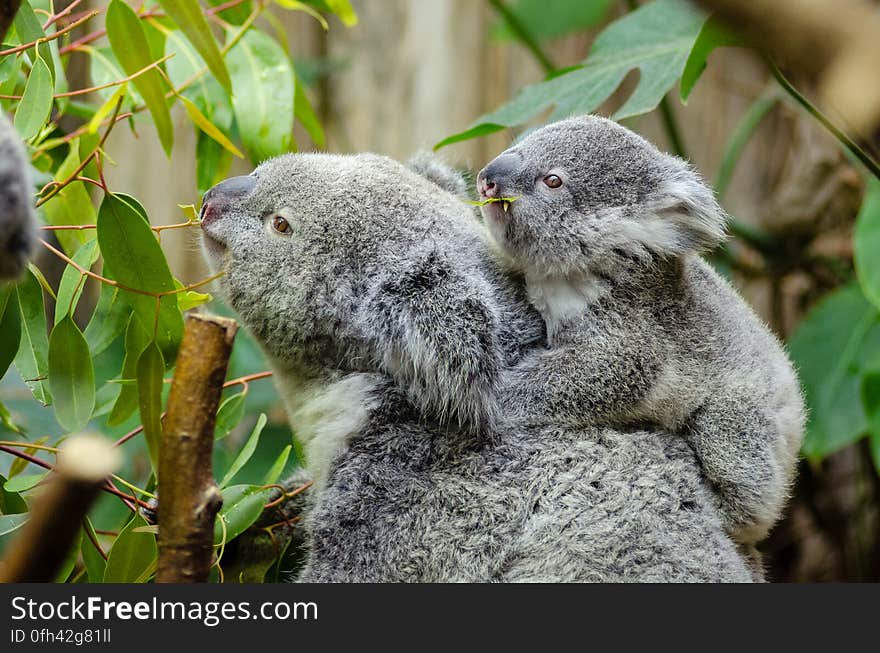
[651,164,727,254]
[406,151,471,200]
[359,248,503,435]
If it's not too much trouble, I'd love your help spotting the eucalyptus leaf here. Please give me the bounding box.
[13,54,53,141]
[54,239,99,325]
[49,316,96,433]
[436,0,706,149]
[214,484,272,544]
[0,286,21,381]
[97,193,183,364]
[158,0,231,94]
[137,342,164,471]
[855,179,880,311]
[220,414,267,488]
[103,514,157,583]
[108,314,150,426]
[789,284,880,459]
[226,29,295,163]
[13,268,52,405]
[106,0,174,155]
[215,391,246,440]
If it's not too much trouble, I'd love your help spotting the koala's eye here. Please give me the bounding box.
[271,215,292,235]
[543,174,563,189]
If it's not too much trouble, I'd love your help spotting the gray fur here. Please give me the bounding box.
[0,112,36,280]
[406,150,471,200]
[201,151,757,581]
[478,116,806,543]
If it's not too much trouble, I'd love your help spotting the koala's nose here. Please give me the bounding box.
[201,175,257,227]
[477,152,521,199]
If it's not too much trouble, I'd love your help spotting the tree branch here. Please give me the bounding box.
[156,313,238,583]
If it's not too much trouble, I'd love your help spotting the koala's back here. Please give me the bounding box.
[297,386,753,583]
[676,258,804,464]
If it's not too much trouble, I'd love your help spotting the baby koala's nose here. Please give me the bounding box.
[200,175,257,228]
[477,152,521,199]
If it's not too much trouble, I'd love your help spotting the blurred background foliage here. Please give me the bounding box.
[2,0,879,581]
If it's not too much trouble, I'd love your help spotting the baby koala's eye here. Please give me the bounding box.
[543,174,563,189]
[271,215,292,235]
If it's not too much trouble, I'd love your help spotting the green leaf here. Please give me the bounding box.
[86,46,144,107]
[215,391,246,440]
[179,95,244,158]
[49,316,96,433]
[325,0,358,26]
[0,286,21,381]
[220,414,267,488]
[81,518,107,582]
[177,289,212,312]
[103,514,157,582]
[680,15,744,102]
[7,437,47,479]
[437,0,706,148]
[84,283,132,356]
[158,0,232,94]
[54,239,99,325]
[97,193,183,364]
[227,29,295,163]
[106,0,174,156]
[0,513,28,537]
[214,484,272,544]
[108,314,150,426]
[491,0,614,42]
[0,474,28,514]
[207,0,252,26]
[40,139,98,255]
[3,471,48,493]
[13,268,51,405]
[13,54,53,140]
[13,1,55,82]
[196,130,234,194]
[137,342,164,471]
[855,178,880,311]
[293,71,325,148]
[789,283,880,459]
[262,444,292,486]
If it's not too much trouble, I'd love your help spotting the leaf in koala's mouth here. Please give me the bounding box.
[467,197,520,213]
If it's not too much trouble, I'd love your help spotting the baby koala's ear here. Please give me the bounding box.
[406,151,471,200]
[651,163,727,254]
[358,247,503,436]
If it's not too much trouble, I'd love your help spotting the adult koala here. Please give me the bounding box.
[200,152,757,582]
[0,112,37,281]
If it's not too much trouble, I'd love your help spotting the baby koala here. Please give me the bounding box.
[477,115,805,545]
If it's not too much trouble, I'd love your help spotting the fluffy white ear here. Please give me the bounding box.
[653,164,727,254]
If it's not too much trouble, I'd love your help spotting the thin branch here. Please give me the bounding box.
[36,95,124,208]
[43,0,85,30]
[769,61,880,180]
[0,9,99,58]
[223,370,273,389]
[0,53,174,101]
[487,0,554,75]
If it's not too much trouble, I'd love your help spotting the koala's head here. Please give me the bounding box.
[476,115,726,279]
[0,114,36,281]
[200,152,542,433]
